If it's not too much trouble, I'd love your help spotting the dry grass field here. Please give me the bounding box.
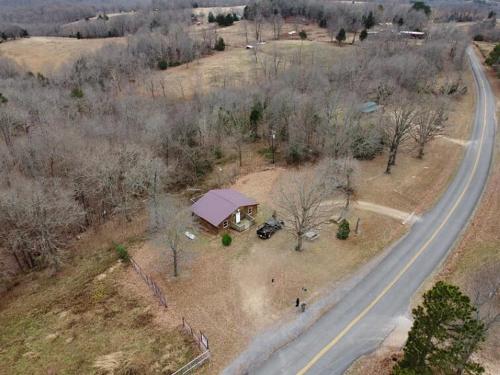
[0,36,125,75]
[147,39,349,99]
[0,217,198,375]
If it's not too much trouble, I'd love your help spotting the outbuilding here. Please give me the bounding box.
[191,189,258,233]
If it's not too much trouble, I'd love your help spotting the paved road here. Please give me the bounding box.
[248,48,497,375]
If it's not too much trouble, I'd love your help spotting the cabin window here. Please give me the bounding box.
[223,220,229,229]
[248,207,253,215]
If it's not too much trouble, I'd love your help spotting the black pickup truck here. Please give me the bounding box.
[257,218,284,239]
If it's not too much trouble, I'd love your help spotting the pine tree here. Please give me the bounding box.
[336,219,350,240]
[214,37,225,51]
[394,282,486,375]
[359,29,368,42]
[362,11,375,29]
[208,12,215,23]
[412,1,431,17]
[336,28,346,45]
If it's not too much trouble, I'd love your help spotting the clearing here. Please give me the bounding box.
[147,39,349,99]
[0,36,125,74]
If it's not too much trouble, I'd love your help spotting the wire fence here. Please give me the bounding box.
[182,317,210,352]
[129,258,211,373]
[130,257,167,308]
[171,350,210,375]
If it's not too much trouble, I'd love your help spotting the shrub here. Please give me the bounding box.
[222,233,232,246]
[411,1,431,17]
[213,147,223,159]
[485,43,500,66]
[473,34,484,42]
[70,87,84,99]
[208,12,215,23]
[115,244,130,262]
[336,219,350,240]
[0,92,7,104]
[299,30,307,40]
[157,59,168,70]
[359,29,368,41]
[351,131,383,160]
[336,28,346,44]
[285,144,319,165]
[214,37,226,51]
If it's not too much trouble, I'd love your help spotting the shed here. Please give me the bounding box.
[191,189,258,233]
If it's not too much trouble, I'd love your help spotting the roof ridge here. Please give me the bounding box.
[211,189,239,208]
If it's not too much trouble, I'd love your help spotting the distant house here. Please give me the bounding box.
[191,189,258,233]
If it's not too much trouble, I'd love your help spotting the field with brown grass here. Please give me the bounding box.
[0,36,125,75]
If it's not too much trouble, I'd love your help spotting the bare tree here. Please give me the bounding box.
[277,163,340,251]
[149,195,194,277]
[333,157,360,210]
[467,261,500,330]
[271,11,284,40]
[412,101,447,159]
[0,182,84,272]
[254,9,264,42]
[459,261,500,375]
[383,98,417,174]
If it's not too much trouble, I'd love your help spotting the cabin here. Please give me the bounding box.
[191,189,258,233]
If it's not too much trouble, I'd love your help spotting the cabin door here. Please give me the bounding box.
[235,210,241,224]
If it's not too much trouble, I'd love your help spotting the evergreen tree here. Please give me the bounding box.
[394,282,486,375]
[336,219,350,240]
[214,37,226,51]
[362,11,375,29]
[157,59,168,70]
[336,28,346,45]
[76,31,82,39]
[208,12,215,23]
[359,29,368,41]
[225,13,234,26]
[299,30,308,40]
[411,1,431,17]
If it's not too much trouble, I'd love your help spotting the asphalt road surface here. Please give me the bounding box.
[249,47,497,375]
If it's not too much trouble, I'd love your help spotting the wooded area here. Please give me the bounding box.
[0,0,472,281]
